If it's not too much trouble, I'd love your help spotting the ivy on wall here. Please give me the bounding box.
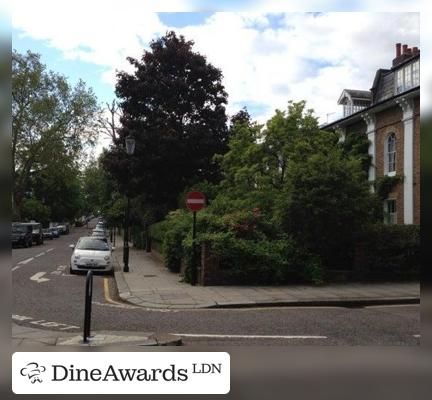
[374,175,404,200]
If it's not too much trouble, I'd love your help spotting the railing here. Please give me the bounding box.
[343,104,367,117]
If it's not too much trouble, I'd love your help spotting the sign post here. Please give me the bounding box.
[186,191,206,286]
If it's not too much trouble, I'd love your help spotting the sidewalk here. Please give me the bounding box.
[12,323,181,347]
[113,239,420,309]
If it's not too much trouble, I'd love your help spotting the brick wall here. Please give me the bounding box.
[345,119,366,135]
[375,105,404,224]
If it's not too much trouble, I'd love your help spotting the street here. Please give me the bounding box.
[12,224,420,346]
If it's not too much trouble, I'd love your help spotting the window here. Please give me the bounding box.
[384,200,397,224]
[395,60,420,94]
[396,69,404,93]
[385,133,396,175]
[412,60,420,86]
[404,63,412,89]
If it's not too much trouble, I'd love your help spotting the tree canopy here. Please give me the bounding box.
[12,50,100,221]
[103,31,229,219]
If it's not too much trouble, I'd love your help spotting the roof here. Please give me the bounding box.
[337,89,372,105]
[321,85,419,130]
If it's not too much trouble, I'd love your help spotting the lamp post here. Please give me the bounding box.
[123,134,135,273]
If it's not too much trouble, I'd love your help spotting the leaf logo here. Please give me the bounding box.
[20,362,46,383]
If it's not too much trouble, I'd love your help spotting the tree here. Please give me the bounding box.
[97,100,121,142]
[214,101,378,268]
[103,31,228,219]
[275,144,376,268]
[12,50,100,219]
[30,157,84,223]
[21,198,50,226]
[81,154,119,214]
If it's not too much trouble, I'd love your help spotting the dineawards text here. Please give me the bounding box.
[52,364,189,382]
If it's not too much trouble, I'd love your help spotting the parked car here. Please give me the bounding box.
[57,223,70,235]
[49,227,60,238]
[11,223,33,248]
[42,228,54,240]
[69,237,113,274]
[91,233,110,244]
[20,222,44,245]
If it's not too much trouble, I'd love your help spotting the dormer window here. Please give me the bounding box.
[337,89,372,117]
[395,60,419,94]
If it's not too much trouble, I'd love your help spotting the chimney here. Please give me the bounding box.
[396,43,401,57]
[407,48,412,56]
[413,46,419,55]
[402,44,408,54]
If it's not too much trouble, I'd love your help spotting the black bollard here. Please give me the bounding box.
[83,270,93,343]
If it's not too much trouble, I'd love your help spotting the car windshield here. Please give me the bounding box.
[76,238,110,251]
[12,225,27,233]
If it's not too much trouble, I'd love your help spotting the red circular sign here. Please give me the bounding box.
[186,191,206,212]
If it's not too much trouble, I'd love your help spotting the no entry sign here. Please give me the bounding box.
[186,191,206,212]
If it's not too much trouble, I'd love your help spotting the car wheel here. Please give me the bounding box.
[28,240,32,248]
[69,266,76,275]
[24,239,29,248]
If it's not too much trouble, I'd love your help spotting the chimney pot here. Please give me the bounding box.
[396,43,401,57]
[407,48,412,55]
[402,44,408,54]
[413,46,419,54]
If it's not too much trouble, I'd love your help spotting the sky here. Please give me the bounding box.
[10,5,420,153]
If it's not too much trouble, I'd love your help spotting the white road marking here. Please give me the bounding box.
[413,334,421,338]
[30,272,50,283]
[51,265,68,276]
[12,314,33,321]
[173,333,327,340]
[34,252,45,258]
[12,314,79,330]
[12,266,21,272]
[18,257,34,265]
[46,248,54,253]
[93,301,138,310]
[366,304,419,308]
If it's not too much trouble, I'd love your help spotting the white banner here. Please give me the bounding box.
[12,352,230,394]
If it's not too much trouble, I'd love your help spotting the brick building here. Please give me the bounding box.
[321,43,420,225]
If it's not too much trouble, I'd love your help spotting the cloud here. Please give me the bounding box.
[12,7,420,127]
[177,12,419,122]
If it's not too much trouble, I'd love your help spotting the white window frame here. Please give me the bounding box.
[385,132,396,176]
[395,60,420,94]
[412,60,420,86]
[384,199,397,225]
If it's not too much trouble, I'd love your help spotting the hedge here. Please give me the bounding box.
[354,224,419,280]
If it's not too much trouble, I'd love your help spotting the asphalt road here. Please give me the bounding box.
[12,224,420,345]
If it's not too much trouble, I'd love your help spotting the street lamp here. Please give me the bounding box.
[123,134,135,273]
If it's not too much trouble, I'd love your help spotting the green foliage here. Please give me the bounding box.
[354,224,419,279]
[199,233,323,285]
[21,198,51,226]
[160,210,192,272]
[12,49,100,220]
[275,146,376,268]
[374,175,404,200]
[150,100,415,285]
[103,31,229,219]
[339,130,371,176]
[103,197,126,228]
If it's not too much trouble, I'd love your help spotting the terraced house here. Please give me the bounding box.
[322,43,420,225]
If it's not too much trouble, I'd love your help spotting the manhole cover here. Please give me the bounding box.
[143,275,157,278]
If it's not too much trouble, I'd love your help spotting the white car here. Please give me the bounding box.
[70,237,114,274]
